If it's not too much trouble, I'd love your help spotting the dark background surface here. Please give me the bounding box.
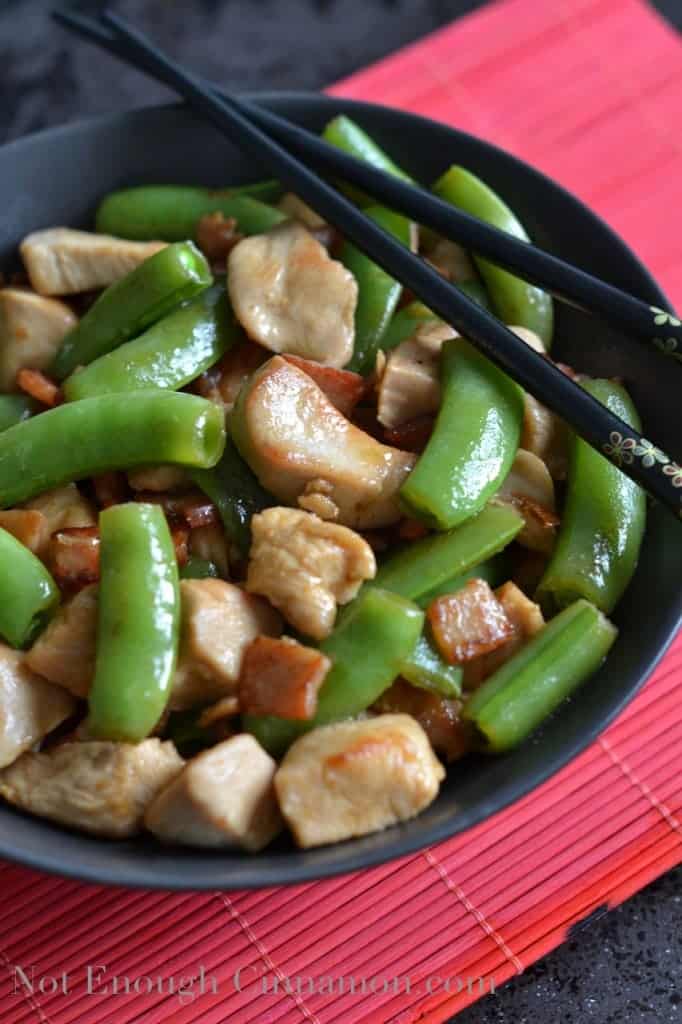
[1,1,681,1020]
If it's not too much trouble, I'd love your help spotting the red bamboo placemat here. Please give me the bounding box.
[2,1,682,1021]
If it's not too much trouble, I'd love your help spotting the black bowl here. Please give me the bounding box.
[1,94,681,890]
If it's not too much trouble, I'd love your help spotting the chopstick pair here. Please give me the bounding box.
[53,6,682,520]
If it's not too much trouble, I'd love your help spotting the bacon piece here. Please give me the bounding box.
[374,678,474,762]
[463,582,545,689]
[48,527,100,588]
[281,355,366,417]
[195,212,243,265]
[427,578,515,665]
[0,509,50,555]
[171,526,190,567]
[133,490,219,530]
[238,635,331,721]
[191,339,268,411]
[16,368,62,407]
[92,472,129,509]
[397,517,429,541]
[383,415,435,453]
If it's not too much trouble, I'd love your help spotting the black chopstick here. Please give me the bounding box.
[52,7,682,520]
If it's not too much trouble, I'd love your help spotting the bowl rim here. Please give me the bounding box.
[1,91,680,890]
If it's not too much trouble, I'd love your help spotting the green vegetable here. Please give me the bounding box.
[323,115,412,205]
[95,185,285,241]
[0,391,225,507]
[341,205,413,374]
[0,395,36,432]
[400,633,462,698]
[51,242,213,380]
[434,166,554,347]
[375,504,523,602]
[537,379,646,615]
[180,556,220,580]
[464,599,617,752]
[244,586,424,756]
[457,278,492,311]
[380,302,438,356]
[416,550,512,608]
[63,285,239,401]
[88,504,180,742]
[0,527,60,648]
[401,338,524,528]
[191,436,273,558]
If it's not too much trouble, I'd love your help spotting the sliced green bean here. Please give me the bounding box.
[400,633,462,698]
[244,586,424,757]
[401,338,524,528]
[415,550,512,608]
[537,379,646,615]
[0,395,36,432]
[51,242,212,380]
[374,503,523,602]
[0,527,59,648]
[0,391,225,507]
[88,504,180,742]
[434,166,554,347]
[63,285,239,401]
[95,185,285,241]
[464,599,617,752]
[180,557,220,580]
[323,115,412,205]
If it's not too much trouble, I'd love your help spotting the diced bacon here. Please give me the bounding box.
[191,339,268,413]
[383,415,435,453]
[427,578,515,664]
[463,582,545,689]
[195,213,243,265]
[16,368,62,407]
[133,490,219,530]
[374,679,474,762]
[48,527,100,589]
[171,526,190,567]
[0,509,49,555]
[238,635,331,720]
[281,355,366,416]
[397,518,430,541]
[92,472,129,509]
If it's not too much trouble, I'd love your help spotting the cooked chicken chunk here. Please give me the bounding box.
[227,221,357,367]
[25,584,98,698]
[424,238,475,283]
[375,679,473,762]
[495,449,559,554]
[0,645,76,769]
[127,465,190,492]
[522,393,568,480]
[377,337,440,429]
[0,739,183,837]
[188,523,230,579]
[0,288,77,392]
[20,229,166,296]
[144,734,282,850]
[509,325,546,354]
[427,578,515,664]
[277,193,327,230]
[246,507,376,639]
[239,635,331,719]
[0,509,50,556]
[412,319,458,354]
[21,483,96,535]
[464,582,545,688]
[281,355,365,417]
[232,356,416,528]
[275,714,445,848]
[172,580,282,709]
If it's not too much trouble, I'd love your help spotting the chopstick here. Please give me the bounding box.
[52,7,682,520]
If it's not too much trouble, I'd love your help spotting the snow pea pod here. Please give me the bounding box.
[63,285,239,401]
[0,527,59,648]
[88,503,180,742]
[244,586,424,757]
[415,550,512,608]
[0,391,225,507]
[401,338,524,529]
[0,395,36,432]
[323,115,413,205]
[400,634,462,698]
[340,205,413,374]
[537,379,646,615]
[374,503,523,602]
[51,242,212,380]
[434,166,554,347]
[95,185,285,241]
[180,557,219,580]
[381,302,438,355]
[464,599,617,752]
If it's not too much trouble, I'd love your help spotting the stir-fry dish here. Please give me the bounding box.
[0,117,645,851]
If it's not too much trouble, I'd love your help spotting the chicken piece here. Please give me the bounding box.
[19,229,166,296]
[463,582,545,689]
[275,714,444,848]
[172,580,282,710]
[0,288,77,392]
[494,449,559,554]
[297,478,340,521]
[0,739,183,838]
[21,483,96,535]
[277,192,327,230]
[522,393,568,481]
[427,578,515,664]
[509,325,546,354]
[374,679,473,762]
[227,221,357,367]
[424,238,475,283]
[197,695,240,729]
[25,584,98,698]
[246,507,376,639]
[0,645,76,769]
[281,355,365,417]
[195,212,242,264]
[144,734,281,850]
[188,523,230,579]
[239,636,331,720]
[377,338,440,429]
[0,509,49,556]
[127,465,190,492]
[232,356,416,528]
[412,320,458,354]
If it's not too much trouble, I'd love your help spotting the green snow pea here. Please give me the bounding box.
[0,395,36,432]
[381,302,438,355]
[63,285,239,401]
[464,599,617,752]
[180,556,220,580]
[401,338,524,529]
[88,503,180,742]
[323,115,413,205]
[0,391,225,507]
[244,586,424,757]
[400,633,462,698]
[415,550,512,608]
[51,242,212,380]
[95,184,285,241]
[0,527,60,648]
[434,166,554,347]
[537,379,646,615]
